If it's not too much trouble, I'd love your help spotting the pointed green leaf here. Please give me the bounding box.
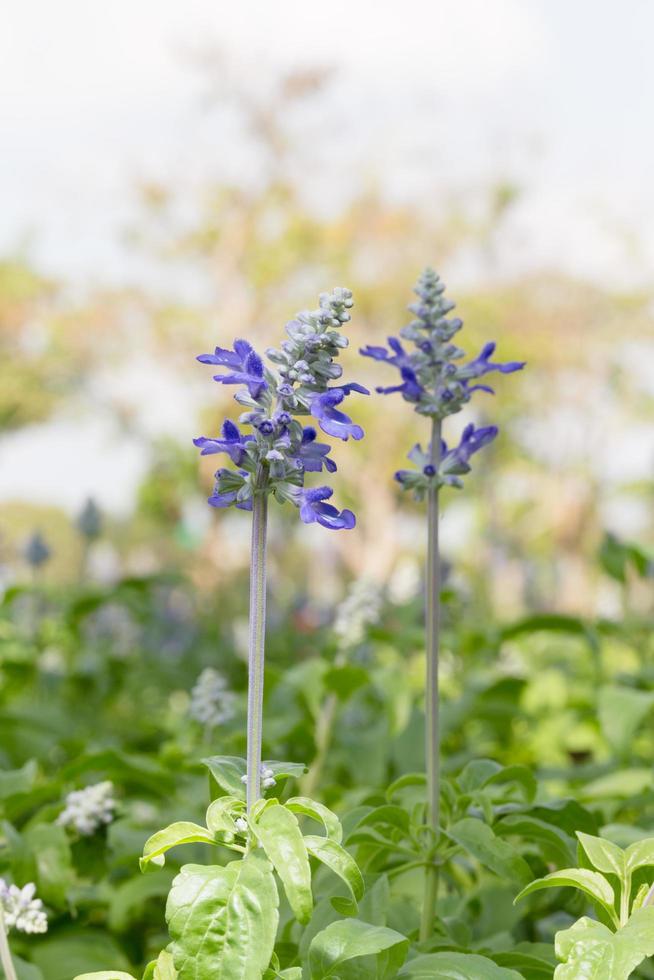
[285,797,342,843]
[446,818,532,885]
[625,836,654,874]
[397,951,524,978]
[251,800,313,924]
[166,855,278,979]
[152,951,177,980]
[140,822,218,871]
[576,832,624,877]
[304,835,364,905]
[308,918,408,979]
[515,868,616,919]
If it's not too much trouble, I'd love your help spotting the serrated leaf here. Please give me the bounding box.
[166,855,278,979]
[140,822,218,871]
[308,918,408,979]
[397,951,524,978]
[446,818,532,886]
[251,800,313,924]
[285,797,342,843]
[515,868,616,918]
[304,835,364,905]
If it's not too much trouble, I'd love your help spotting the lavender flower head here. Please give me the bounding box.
[195,289,367,529]
[361,269,524,496]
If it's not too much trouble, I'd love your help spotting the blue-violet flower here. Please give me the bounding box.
[195,288,367,528]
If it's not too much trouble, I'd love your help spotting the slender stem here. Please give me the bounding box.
[246,492,268,814]
[0,906,18,980]
[620,873,632,926]
[420,417,442,942]
[643,881,654,908]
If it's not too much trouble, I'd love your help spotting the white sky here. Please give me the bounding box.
[2,0,654,288]
[2,0,654,518]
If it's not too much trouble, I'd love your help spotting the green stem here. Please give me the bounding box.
[420,416,442,943]
[246,492,268,814]
[620,872,632,926]
[0,906,18,980]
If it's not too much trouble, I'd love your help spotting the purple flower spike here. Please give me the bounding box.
[193,420,253,464]
[310,388,365,441]
[195,287,365,529]
[298,486,355,530]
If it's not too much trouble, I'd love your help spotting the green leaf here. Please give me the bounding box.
[625,837,654,874]
[598,685,654,754]
[496,815,574,866]
[324,664,370,699]
[24,822,75,909]
[576,832,625,877]
[32,933,132,980]
[514,868,616,919]
[579,768,652,802]
[74,975,137,980]
[11,958,45,980]
[251,799,313,924]
[285,797,342,843]
[357,805,411,835]
[554,907,654,978]
[140,822,218,871]
[166,855,278,979]
[205,796,246,836]
[0,760,38,800]
[446,818,532,886]
[202,757,307,801]
[397,951,524,978]
[108,871,174,931]
[152,951,177,980]
[308,918,409,979]
[61,749,174,797]
[304,835,364,906]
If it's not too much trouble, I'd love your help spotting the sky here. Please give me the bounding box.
[2,0,654,518]
[2,0,654,289]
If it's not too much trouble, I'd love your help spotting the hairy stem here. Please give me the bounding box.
[246,492,268,814]
[0,906,18,980]
[420,417,442,942]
